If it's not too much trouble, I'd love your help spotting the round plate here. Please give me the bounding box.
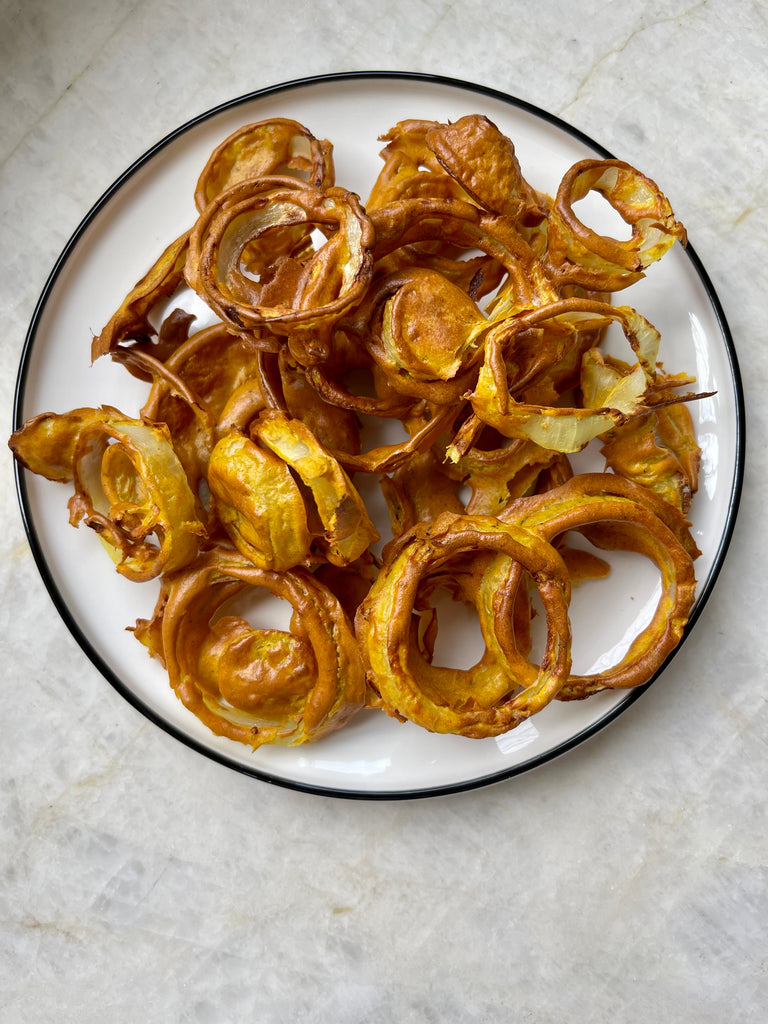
[13,72,744,799]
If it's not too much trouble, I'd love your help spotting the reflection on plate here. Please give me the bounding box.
[13,72,744,799]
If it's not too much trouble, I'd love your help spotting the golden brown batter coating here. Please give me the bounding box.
[10,112,704,746]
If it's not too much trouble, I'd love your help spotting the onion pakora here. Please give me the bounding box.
[9,112,707,751]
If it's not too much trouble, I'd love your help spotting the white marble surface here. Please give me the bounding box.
[1,1,766,1020]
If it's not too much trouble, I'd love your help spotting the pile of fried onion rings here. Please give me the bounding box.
[10,113,708,747]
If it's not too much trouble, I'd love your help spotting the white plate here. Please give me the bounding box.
[13,73,744,799]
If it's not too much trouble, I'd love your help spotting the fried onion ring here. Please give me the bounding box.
[499,473,698,697]
[545,159,687,291]
[67,410,205,581]
[91,231,191,361]
[138,548,365,747]
[467,297,703,454]
[355,512,572,737]
[207,430,312,571]
[251,410,380,565]
[194,117,335,211]
[187,177,375,340]
[425,113,546,224]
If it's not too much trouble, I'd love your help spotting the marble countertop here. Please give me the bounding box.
[1,1,765,1021]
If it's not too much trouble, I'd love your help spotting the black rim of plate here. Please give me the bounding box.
[12,70,746,801]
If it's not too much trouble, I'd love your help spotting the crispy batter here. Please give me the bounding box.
[9,113,705,747]
[194,117,335,211]
[354,512,572,737]
[134,548,365,747]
